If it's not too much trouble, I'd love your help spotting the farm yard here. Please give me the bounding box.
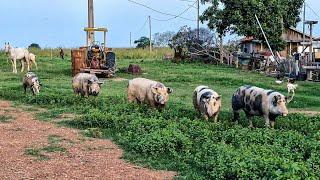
[2,0,320,179]
[0,49,320,179]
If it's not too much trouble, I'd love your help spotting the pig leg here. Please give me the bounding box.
[269,115,276,129]
[245,113,253,128]
[203,114,209,121]
[23,84,27,94]
[270,121,275,128]
[232,110,240,123]
[264,114,271,128]
[127,94,138,103]
[213,113,219,123]
[149,101,157,108]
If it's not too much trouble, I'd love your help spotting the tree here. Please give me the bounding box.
[153,31,175,47]
[134,36,151,49]
[200,0,304,51]
[169,26,218,62]
[28,43,41,49]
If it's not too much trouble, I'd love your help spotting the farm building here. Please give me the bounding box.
[239,27,319,57]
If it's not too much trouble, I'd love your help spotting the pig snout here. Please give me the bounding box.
[92,91,99,96]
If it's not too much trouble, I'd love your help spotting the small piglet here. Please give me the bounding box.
[193,86,221,122]
[23,72,42,95]
[72,73,103,97]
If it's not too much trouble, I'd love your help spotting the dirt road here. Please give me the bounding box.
[0,101,176,179]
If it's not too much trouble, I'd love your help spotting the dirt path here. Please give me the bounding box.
[0,101,176,179]
[290,109,320,117]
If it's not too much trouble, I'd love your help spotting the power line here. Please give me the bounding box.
[305,2,320,19]
[135,17,148,35]
[178,0,195,3]
[151,0,197,22]
[128,0,196,21]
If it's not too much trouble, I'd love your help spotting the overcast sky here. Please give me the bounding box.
[1,0,319,48]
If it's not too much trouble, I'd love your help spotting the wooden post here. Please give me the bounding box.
[88,0,95,46]
[197,0,200,42]
[149,15,152,52]
[302,2,306,52]
[130,32,132,48]
[104,31,106,49]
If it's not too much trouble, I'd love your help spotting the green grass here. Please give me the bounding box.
[0,115,14,123]
[24,134,67,161]
[25,148,50,161]
[1,49,320,179]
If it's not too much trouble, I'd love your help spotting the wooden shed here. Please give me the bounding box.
[239,27,316,57]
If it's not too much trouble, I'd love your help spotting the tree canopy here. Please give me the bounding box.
[28,43,41,49]
[169,26,217,62]
[200,0,304,51]
[153,31,175,47]
[134,36,151,49]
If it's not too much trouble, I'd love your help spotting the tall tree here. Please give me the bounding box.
[200,0,304,51]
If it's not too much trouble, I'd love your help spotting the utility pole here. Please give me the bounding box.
[302,1,306,52]
[130,32,132,48]
[88,0,95,46]
[197,0,200,42]
[149,15,152,52]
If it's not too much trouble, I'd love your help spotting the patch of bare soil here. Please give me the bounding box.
[290,108,320,117]
[0,101,176,179]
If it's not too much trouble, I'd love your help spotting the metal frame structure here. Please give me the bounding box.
[84,27,108,49]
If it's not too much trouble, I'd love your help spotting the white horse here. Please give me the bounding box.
[4,42,31,74]
[29,53,38,70]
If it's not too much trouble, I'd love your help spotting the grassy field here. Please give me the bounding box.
[0,49,320,179]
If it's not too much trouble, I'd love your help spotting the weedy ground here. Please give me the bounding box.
[0,49,320,179]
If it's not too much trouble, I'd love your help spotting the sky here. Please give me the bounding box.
[1,0,320,48]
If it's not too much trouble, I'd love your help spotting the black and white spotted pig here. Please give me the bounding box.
[232,85,289,128]
[193,86,221,122]
[22,72,42,95]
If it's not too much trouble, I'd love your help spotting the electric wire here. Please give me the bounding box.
[128,0,196,21]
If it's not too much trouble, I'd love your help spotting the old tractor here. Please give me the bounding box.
[71,0,116,78]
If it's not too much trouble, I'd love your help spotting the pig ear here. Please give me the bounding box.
[272,96,278,106]
[87,79,93,84]
[167,87,173,94]
[216,95,221,100]
[151,85,158,94]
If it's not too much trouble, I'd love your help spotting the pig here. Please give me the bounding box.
[232,85,289,128]
[72,73,103,97]
[193,86,221,122]
[127,78,173,109]
[22,72,42,95]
